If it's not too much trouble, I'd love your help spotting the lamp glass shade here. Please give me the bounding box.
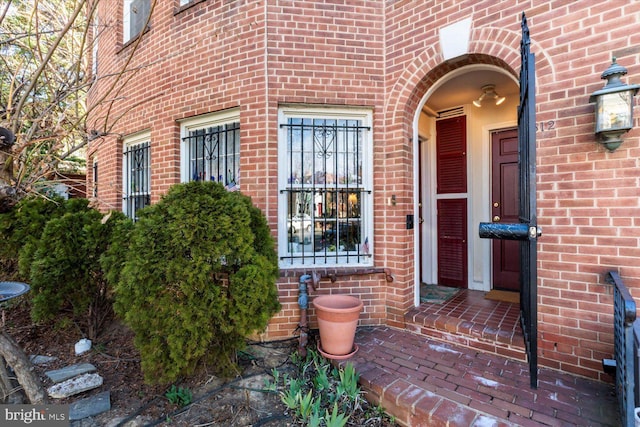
[596,91,632,133]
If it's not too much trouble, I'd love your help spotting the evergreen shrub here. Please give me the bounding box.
[0,196,89,281]
[28,208,131,339]
[114,181,280,384]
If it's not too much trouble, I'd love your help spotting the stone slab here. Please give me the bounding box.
[69,391,111,420]
[45,363,97,383]
[30,355,58,365]
[48,373,103,399]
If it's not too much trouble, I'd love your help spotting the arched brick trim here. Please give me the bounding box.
[380,26,556,334]
[386,54,519,155]
[385,26,554,141]
[379,52,521,327]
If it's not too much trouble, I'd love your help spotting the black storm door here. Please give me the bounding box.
[479,13,540,389]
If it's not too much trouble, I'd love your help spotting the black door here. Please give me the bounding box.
[479,12,539,389]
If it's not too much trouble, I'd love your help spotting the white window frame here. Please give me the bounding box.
[122,130,151,220]
[91,15,98,76]
[179,108,240,189]
[123,0,150,44]
[278,105,374,268]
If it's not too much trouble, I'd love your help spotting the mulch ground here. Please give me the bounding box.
[2,298,297,426]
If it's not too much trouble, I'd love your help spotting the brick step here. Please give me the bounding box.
[358,369,512,426]
[404,307,527,362]
[345,326,619,427]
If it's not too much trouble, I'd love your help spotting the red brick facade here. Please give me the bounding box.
[88,0,640,381]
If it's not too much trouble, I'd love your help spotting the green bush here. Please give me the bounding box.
[28,208,131,339]
[114,181,280,384]
[0,196,90,281]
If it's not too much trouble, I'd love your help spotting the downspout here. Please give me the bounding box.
[297,273,317,357]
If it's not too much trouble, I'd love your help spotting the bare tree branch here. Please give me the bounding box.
[10,0,87,133]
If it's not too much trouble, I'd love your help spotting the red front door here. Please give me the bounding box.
[491,129,520,291]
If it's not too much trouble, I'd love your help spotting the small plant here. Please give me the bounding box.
[280,387,299,412]
[165,385,192,407]
[313,363,331,392]
[336,363,360,400]
[324,403,349,427]
[298,389,317,420]
[308,410,322,427]
[263,368,280,392]
[269,347,395,426]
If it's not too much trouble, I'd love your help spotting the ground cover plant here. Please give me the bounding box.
[265,347,396,427]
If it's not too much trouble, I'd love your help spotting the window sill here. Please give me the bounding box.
[117,26,151,54]
[174,0,208,16]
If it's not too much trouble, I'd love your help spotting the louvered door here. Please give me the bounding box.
[436,116,466,194]
[436,116,467,288]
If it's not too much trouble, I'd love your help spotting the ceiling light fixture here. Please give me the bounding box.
[472,84,506,107]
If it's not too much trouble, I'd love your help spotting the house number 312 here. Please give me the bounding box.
[535,120,555,132]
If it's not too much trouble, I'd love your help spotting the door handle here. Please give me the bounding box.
[493,215,501,222]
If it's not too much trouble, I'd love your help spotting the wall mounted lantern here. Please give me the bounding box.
[589,58,639,151]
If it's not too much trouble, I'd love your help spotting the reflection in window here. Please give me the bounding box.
[123,136,151,220]
[280,113,372,266]
[184,122,239,190]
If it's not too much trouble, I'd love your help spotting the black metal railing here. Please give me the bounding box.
[607,271,637,427]
[92,160,98,198]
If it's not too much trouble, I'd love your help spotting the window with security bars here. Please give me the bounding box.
[123,135,150,220]
[92,159,98,198]
[182,117,239,190]
[279,108,373,266]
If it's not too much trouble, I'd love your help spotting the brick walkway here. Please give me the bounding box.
[345,326,619,427]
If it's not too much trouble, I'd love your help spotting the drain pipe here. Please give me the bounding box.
[297,273,318,357]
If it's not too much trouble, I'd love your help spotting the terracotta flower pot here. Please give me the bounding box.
[312,294,363,359]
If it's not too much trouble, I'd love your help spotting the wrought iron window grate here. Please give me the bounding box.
[92,160,98,197]
[184,121,239,189]
[280,118,371,265]
[123,141,150,220]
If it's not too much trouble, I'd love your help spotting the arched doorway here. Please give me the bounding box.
[414,64,520,304]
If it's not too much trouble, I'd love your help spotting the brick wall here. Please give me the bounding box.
[381,1,640,381]
[88,0,640,381]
